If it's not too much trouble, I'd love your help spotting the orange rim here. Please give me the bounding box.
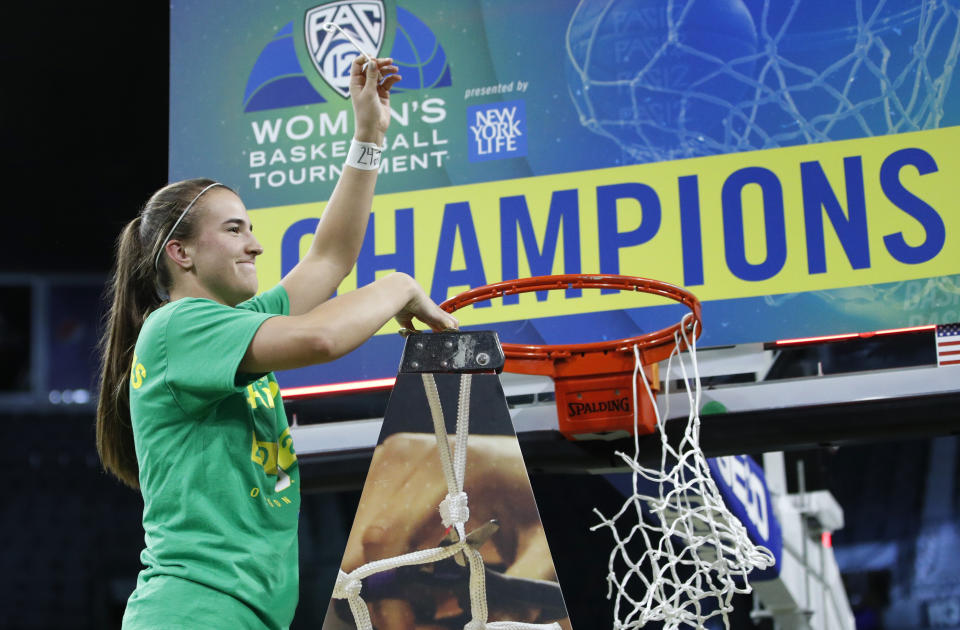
[439,274,702,367]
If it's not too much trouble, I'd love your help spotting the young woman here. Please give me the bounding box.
[97,56,458,629]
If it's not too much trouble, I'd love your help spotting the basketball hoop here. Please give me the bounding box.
[444,276,773,628]
[440,274,702,439]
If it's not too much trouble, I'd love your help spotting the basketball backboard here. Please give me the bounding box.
[169,0,960,397]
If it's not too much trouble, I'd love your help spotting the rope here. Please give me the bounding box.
[423,373,471,538]
[333,373,562,630]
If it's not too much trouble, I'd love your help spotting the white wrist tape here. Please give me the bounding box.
[345,138,386,170]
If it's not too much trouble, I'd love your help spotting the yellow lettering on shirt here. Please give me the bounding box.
[250,432,278,475]
[246,384,267,409]
[130,353,147,389]
[246,377,276,409]
[262,382,276,408]
[250,426,298,499]
[278,427,297,470]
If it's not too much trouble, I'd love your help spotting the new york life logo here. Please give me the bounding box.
[467,100,527,162]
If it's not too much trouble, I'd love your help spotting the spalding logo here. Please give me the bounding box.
[567,397,631,417]
[305,0,386,98]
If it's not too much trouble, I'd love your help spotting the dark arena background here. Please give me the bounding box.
[3,2,959,630]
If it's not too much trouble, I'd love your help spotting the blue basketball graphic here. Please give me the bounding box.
[738,0,957,142]
[243,22,326,113]
[565,0,759,163]
[388,6,452,91]
[566,0,960,163]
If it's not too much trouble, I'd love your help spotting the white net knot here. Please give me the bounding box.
[464,620,486,630]
[440,491,470,528]
[332,570,362,600]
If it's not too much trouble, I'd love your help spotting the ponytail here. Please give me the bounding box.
[96,178,227,488]
[96,216,159,488]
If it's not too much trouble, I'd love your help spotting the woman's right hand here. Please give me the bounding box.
[395,278,459,333]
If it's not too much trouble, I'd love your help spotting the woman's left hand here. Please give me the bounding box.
[350,56,401,145]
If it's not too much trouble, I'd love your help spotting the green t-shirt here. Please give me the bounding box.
[123,285,301,630]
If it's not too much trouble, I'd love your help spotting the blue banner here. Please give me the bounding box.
[171,0,960,387]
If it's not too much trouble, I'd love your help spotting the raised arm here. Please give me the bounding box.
[280,55,401,316]
[239,272,457,374]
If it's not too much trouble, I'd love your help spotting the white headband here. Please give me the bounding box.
[153,182,224,272]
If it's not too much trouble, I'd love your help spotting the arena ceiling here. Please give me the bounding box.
[4,5,169,274]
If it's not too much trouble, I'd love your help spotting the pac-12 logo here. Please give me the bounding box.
[305,0,385,98]
[243,1,452,113]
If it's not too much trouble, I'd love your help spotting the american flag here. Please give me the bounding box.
[936,324,960,366]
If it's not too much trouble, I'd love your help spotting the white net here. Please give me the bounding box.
[591,318,775,630]
[566,0,960,163]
